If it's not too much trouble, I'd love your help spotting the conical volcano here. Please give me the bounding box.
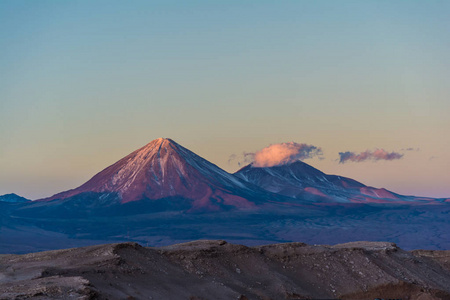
[43,138,259,210]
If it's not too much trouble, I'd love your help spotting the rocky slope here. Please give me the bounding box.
[1,241,450,300]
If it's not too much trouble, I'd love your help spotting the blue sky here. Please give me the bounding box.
[1,1,449,199]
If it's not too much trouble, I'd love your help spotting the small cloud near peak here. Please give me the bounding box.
[250,142,323,167]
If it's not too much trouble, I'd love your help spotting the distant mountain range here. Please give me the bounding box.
[27,138,444,210]
[2,138,449,254]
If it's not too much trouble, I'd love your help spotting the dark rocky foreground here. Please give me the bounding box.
[1,241,450,300]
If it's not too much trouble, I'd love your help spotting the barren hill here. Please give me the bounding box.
[1,241,450,299]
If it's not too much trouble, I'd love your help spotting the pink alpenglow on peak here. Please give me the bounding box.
[40,138,258,211]
[248,142,323,168]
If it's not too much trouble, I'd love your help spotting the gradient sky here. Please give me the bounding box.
[1,0,449,199]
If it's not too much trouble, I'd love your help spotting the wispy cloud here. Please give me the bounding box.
[228,152,255,167]
[227,154,237,165]
[339,149,404,164]
[402,147,420,152]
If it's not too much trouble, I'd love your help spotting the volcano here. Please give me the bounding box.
[41,138,266,211]
[234,161,438,204]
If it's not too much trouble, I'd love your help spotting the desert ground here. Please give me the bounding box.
[1,240,450,300]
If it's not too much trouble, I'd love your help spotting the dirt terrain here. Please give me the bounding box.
[1,240,450,300]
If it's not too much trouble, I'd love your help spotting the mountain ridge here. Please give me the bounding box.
[20,137,445,214]
[34,138,445,209]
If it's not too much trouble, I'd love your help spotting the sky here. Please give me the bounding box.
[1,0,449,199]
